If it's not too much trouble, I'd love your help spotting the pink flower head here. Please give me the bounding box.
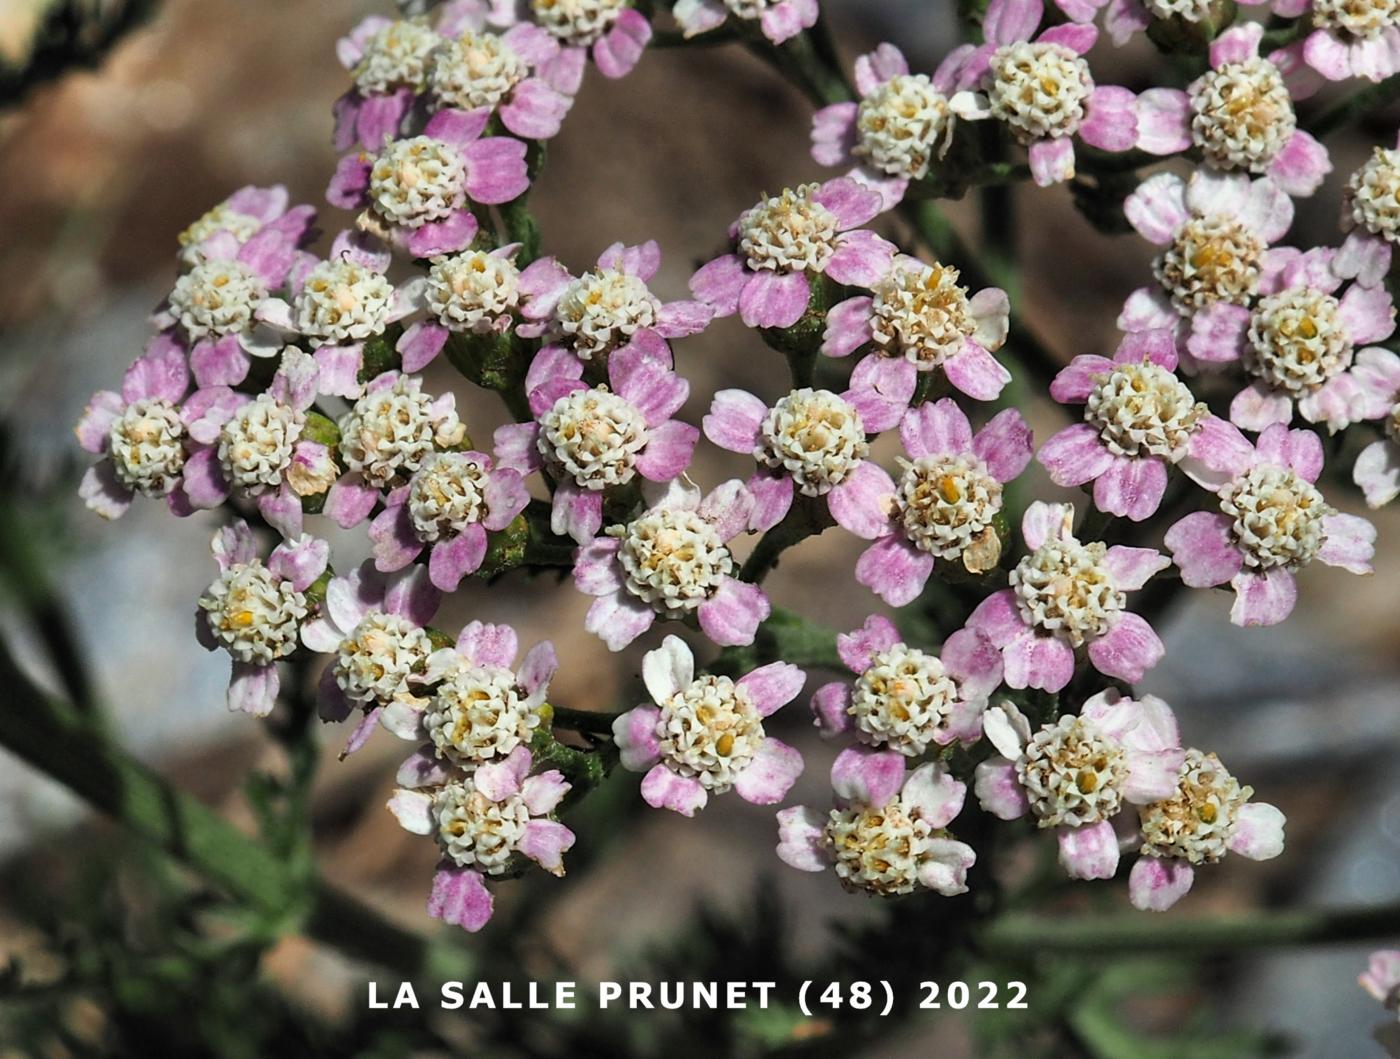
[387,745,575,933]
[383,620,557,773]
[689,177,896,330]
[327,109,529,259]
[1133,22,1332,197]
[964,0,1140,187]
[1166,422,1376,627]
[572,478,769,650]
[175,349,328,539]
[673,0,818,46]
[828,398,1034,605]
[76,333,205,521]
[823,254,1012,402]
[966,501,1169,692]
[1334,135,1400,289]
[395,243,527,377]
[195,520,329,718]
[1119,170,1294,356]
[516,239,713,362]
[256,232,425,399]
[777,746,976,896]
[332,17,441,150]
[808,42,990,209]
[1261,0,1400,85]
[1039,328,1237,522]
[323,371,468,531]
[1127,747,1284,911]
[1350,347,1400,507]
[494,342,699,544]
[1360,950,1400,1013]
[514,0,653,81]
[809,614,1002,753]
[154,193,317,390]
[300,561,443,753]
[974,691,1184,882]
[369,450,531,591]
[612,635,804,816]
[702,371,914,533]
[1186,248,1397,433]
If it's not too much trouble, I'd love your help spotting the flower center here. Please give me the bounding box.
[1018,715,1128,827]
[532,0,628,46]
[1154,215,1264,314]
[1143,0,1216,20]
[294,258,396,345]
[554,268,661,360]
[987,41,1092,143]
[1347,146,1400,242]
[353,19,440,95]
[1011,537,1123,647]
[849,643,962,756]
[177,205,261,267]
[408,451,490,541]
[1086,361,1206,460]
[616,507,734,617]
[757,388,867,496]
[538,387,650,489]
[369,136,468,230]
[218,394,305,495]
[870,261,977,369]
[824,801,934,896]
[430,31,528,111]
[335,610,433,706]
[656,675,763,793]
[737,183,840,274]
[109,398,187,496]
[855,74,954,181]
[1218,463,1331,570]
[895,453,1003,561]
[1188,58,1295,173]
[433,782,531,873]
[427,250,521,332]
[339,377,465,489]
[426,663,539,767]
[1246,289,1354,397]
[724,0,778,18]
[168,259,266,341]
[1312,0,1400,40]
[1139,749,1249,864]
[198,560,307,665]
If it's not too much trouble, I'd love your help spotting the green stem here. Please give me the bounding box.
[1307,73,1400,138]
[550,705,620,736]
[738,495,833,583]
[707,606,841,675]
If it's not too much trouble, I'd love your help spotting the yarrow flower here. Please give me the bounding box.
[388,745,574,932]
[823,254,1012,402]
[196,521,329,717]
[1256,0,1400,85]
[1187,248,1397,432]
[612,635,805,816]
[689,177,896,330]
[572,479,769,650]
[1360,950,1400,1014]
[963,0,1140,187]
[777,746,976,897]
[333,16,443,150]
[494,342,699,543]
[1119,170,1294,351]
[328,108,529,259]
[809,42,990,209]
[323,371,469,530]
[300,562,442,752]
[1334,135,1400,288]
[828,398,1034,604]
[520,0,653,80]
[1038,328,1232,521]
[385,620,556,773]
[369,448,531,590]
[515,240,713,362]
[1127,747,1284,911]
[702,366,913,532]
[673,0,818,45]
[966,501,1169,692]
[1349,347,1400,506]
[173,184,314,272]
[975,692,1185,881]
[1165,422,1375,627]
[810,614,1002,755]
[1134,22,1332,197]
